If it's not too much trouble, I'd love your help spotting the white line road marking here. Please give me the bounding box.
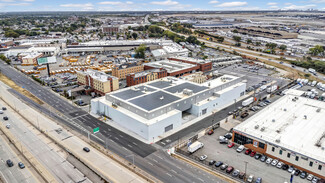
[132,142,137,145]
[171,169,177,174]
[176,166,182,170]
[107,128,111,131]
[0,171,8,183]
[152,159,158,163]
[119,135,123,138]
[198,178,204,182]
[114,137,119,140]
[166,173,172,177]
[127,144,132,148]
[122,147,128,151]
[147,162,154,166]
[156,156,163,160]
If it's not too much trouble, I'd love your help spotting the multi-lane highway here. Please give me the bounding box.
[0,99,92,183]
[0,61,229,183]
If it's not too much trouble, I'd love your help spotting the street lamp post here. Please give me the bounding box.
[244,161,248,181]
[125,154,134,166]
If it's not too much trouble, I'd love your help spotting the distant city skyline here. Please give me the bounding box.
[0,0,324,12]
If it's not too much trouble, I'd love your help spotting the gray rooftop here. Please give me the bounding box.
[128,91,180,111]
[148,80,172,89]
[112,86,156,100]
[164,82,208,94]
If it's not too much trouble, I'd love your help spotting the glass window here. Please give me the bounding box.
[258,142,265,149]
[318,165,322,170]
[272,147,275,152]
[287,153,291,158]
[279,150,282,155]
[295,156,299,161]
[309,161,313,167]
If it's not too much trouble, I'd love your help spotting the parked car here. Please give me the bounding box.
[312,177,319,183]
[3,116,8,120]
[240,112,249,118]
[247,175,254,183]
[199,155,208,161]
[224,133,232,139]
[6,159,13,167]
[238,172,246,179]
[207,129,214,135]
[300,171,307,179]
[255,177,262,183]
[307,174,314,181]
[0,110,3,114]
[209,160,216,165]
[18,162,25,169]
[226,166,234,173]
[260,155,267,162]
[220,164,228,170]
[266,158,273,164]
[250,151,256,157]
[288,166,295,173]
[276,162,283,169]
[254,154,261,160]
[6,124,10,129]
[294,169,301,176]
[271,159,279,166]
[83,147,90,152]
[245,149,252,155]
[236,145,245,152]
[215,161,223,167]
[2,107,6,110]
[282,164,289,170]
[227,142,235,148]
[232,169,240,177]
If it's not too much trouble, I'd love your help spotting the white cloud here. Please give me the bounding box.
[98,1,122,5]
[215,1,247,7]
[22,0,35,2]
[283,4,316,9]
[7,2,30,5]
[126,1,133,4]
[150,0,179,6]
[267,2,277,5]
[209,0,219,4]
[60,3,94,10]
[0,0,15,2]
[310,0,325,3]
[284,2,292,5]
[269,5,278,9]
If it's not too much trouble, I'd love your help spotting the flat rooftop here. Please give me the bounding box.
[234,89,325,163]
[144,60,197,74]
[169,56,211,64]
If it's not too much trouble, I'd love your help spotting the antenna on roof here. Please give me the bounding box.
[160,96,164,100]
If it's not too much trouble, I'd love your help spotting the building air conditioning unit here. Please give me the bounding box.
[260,127,265,132]
[183,89,193,96]
[317,108,321,113]
[284,108,287,111]
[272,119,275,122]
[254,125,259,129]
[275,139,281,143]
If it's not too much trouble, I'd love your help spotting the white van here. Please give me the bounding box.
[236,145,245,152]
[0,110,3,114]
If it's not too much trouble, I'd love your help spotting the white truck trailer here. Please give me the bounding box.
[267,85,278,93]
[242,97,254,107]
[188,141,204,153]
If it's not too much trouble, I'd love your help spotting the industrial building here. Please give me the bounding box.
[112,63,144,79]
[91,75,246,142]
[77,69,119,96]
[233,89,325,179]
[102,26,119,33]
[168,56,212,72]
[151,43,189,60]
[20,52,44,65]
[126,68,167,86]
[236,27,298,39]
[179,72,207,84]
[144,60,199,77]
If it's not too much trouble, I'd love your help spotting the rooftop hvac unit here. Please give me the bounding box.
[254,125,259,129]
[112,102,118,108]
[183,89,193,96]
[272,119,275,122]
[284,108,287,111]
[322,147,325,151]
[304,115,307,119]
[275,139,281,143]
[260,127,265,132]
[317,108,321,113]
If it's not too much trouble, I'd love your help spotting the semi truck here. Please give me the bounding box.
[242,97,254,107]
[188,141,204,153]
[267,85,278,93]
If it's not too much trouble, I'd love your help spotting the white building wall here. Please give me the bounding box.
[266,144,325,178]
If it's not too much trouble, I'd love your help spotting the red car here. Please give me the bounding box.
[226,166,234,173]
[228,143,235,148]
[245,149,252,155]
[208,129,214,135]
[250,151,256,157]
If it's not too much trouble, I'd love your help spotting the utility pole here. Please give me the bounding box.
[244,161,248,181]
[126,154,134,166]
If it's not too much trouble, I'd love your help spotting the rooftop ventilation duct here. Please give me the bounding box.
[276,139,281,143]
[272,119,275,122]
[317,108,321,113]
[260,127,265,132]
[254,125,259,129]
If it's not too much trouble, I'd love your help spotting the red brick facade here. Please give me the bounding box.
[126,68,167,86]
[144,65,199,77]
[168,58,212,72]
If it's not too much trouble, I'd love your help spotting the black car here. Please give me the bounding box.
[260,155,267,162]
[254,154,262,160]
[3,116,8,120]
[18,162,25,169]
[224,133,232,139]
[239,172,245,179]
[282,164,289,170]
[294,169,301,176]
[2,107,6,110]
[219,140,228,144]
[215,161,223,167]
[209,160,216,165]
[83,147,90,152]
[299,171,307,179]
[6,159,13,167]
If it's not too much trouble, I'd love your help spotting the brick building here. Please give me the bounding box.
[168,57,212,72]
[126,68,167,86]
[112,63,144,79]
[144,60,199,77]
[77,69,119,96]
[102,26,119,34]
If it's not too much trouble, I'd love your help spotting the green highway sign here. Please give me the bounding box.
[37,57,48,65]
[93,127,99,133]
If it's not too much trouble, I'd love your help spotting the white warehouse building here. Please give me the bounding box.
[233,89,325,179]
[91,75,246,142]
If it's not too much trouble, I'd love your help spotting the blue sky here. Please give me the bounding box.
[0,0,324,11]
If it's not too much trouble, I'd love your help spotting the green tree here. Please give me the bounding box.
[135,44,146,58]
[232,29,238,33]
[246,39,252,44]
[255,42,261,46]
[132,32,138,40]
[279,45,287,52]
[233,36,241,42]
[309,45,324,56]
[217,37,224,43]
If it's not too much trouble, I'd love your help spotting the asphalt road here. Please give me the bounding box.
[0,99,91,183]
[0,131,36,183]
[0,62,228,183]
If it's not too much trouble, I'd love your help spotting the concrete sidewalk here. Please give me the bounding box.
[0,81,149,183]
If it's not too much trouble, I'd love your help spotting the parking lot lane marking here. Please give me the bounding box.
[127,144,132,148]
[122,147,128,151]
[152,159,158,163]
[119,135,123,138]
[147,162,154,166]
[166,173,172,177]
[171,169,177,174]
[114,137,119,140]
[0,171,8,183]
[156,155,163,160]
[132,142,137,145]
[197,178,204,182]
[176,166,182,170]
